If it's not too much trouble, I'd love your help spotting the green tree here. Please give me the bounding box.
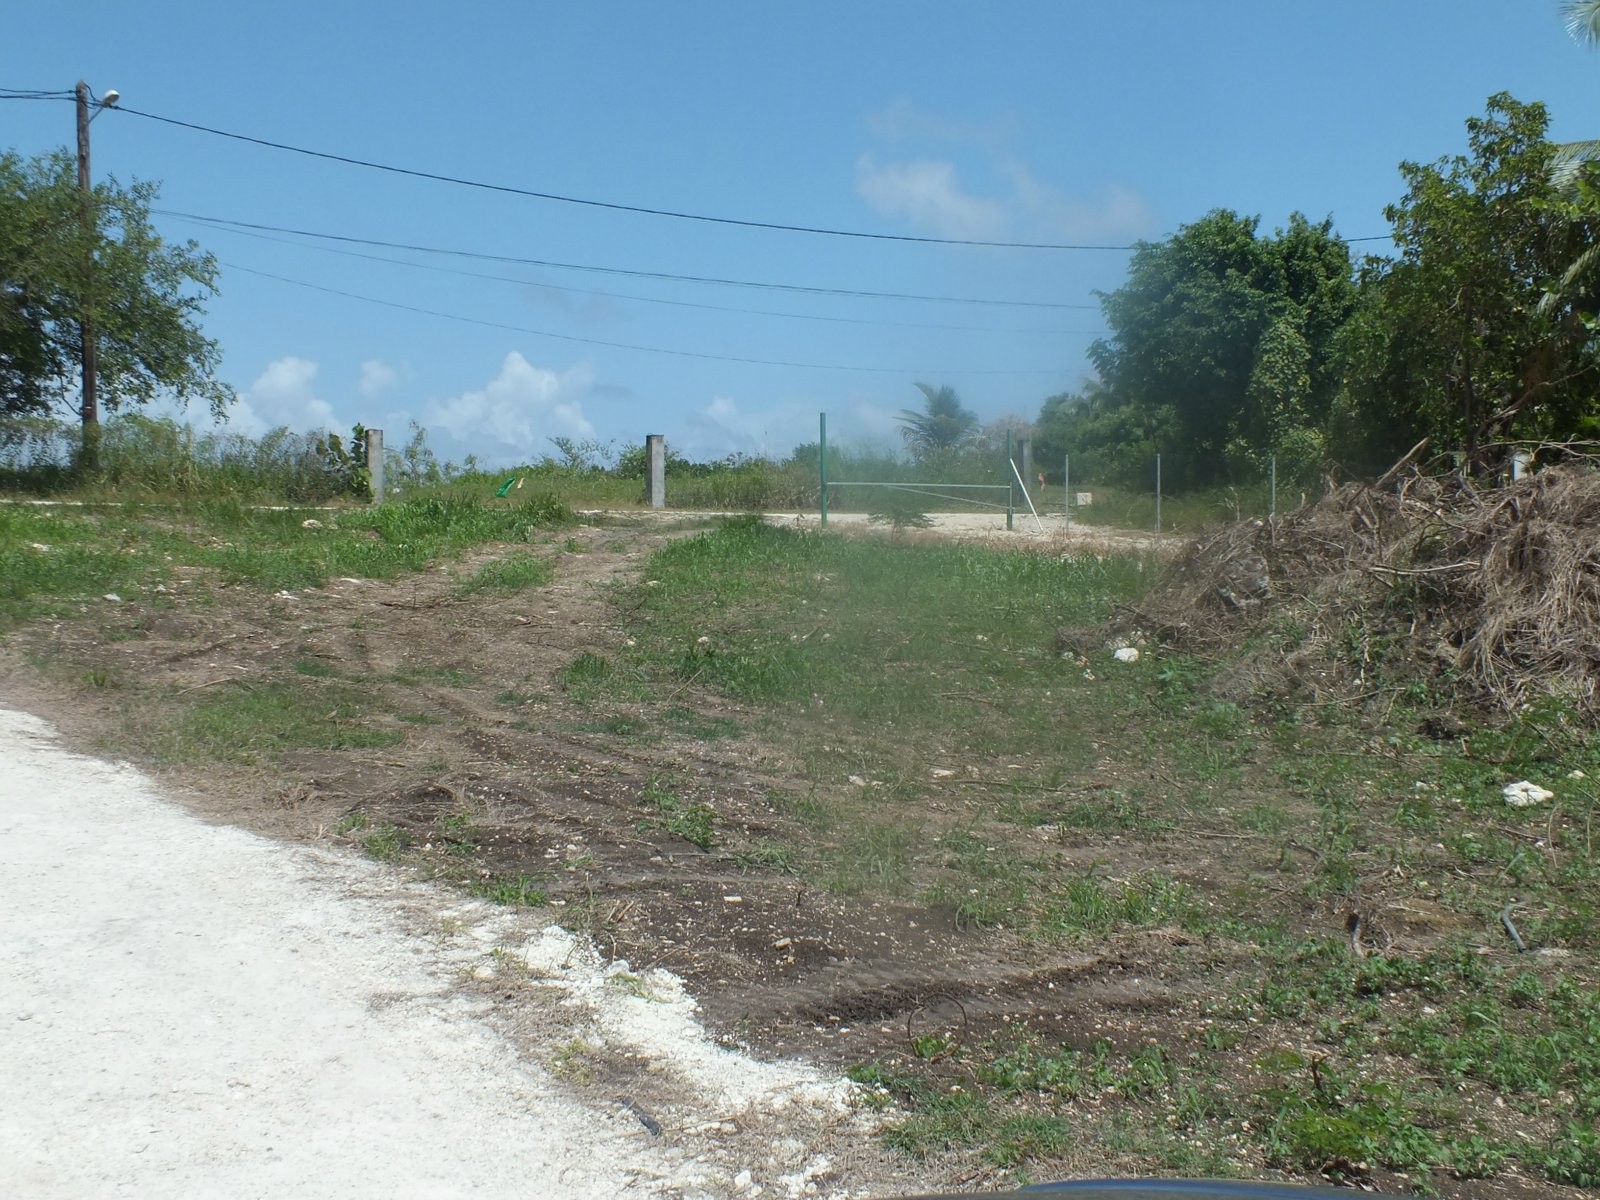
[1081,211,1355,488]
[1330,94,1600,473]
[897,382,978,459]
[1033,379,1176,486]
[0,150,230,456]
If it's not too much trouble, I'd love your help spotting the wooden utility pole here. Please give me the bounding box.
[75,80,99,467]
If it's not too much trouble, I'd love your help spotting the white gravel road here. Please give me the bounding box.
[0,708,880,1200]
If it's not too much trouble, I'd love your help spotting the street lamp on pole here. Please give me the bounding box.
[74,80,118,467]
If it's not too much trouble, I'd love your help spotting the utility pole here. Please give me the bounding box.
[75,80,99,468]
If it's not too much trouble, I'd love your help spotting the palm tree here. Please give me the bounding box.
[897,382,978,458]
[1537,2,1600,312]
[1551,4,1600,184]
[1566,0,1600,44]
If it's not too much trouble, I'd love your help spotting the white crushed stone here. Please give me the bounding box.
[0,707,885,1199]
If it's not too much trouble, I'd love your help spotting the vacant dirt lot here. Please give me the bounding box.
[3,509,1591,1198]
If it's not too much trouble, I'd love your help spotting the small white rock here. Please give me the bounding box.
[1113,646,1140,663]
[102,593,121,603]
[930,768,955,779]
[847,775,867,787]
[1503,780,1554,808]
[300,518,323,529]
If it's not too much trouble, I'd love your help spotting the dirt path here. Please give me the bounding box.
[0,514,1198,1195]
[0,705,897,1199]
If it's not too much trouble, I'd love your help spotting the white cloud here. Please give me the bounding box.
[866,98,1015,148]
[224,356,340,437]
[856,154,1011,241]
[674,394,905,462]
[857,101,1159,244]
[1001,165,1157,242]
[425,351,595,460]
[358,358,400,399]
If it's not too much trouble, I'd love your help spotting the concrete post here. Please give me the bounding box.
[1019,438,1033,497]
[646,434,665,509]
[365,427,384,505]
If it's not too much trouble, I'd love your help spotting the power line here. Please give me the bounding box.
[106,103,1143,251]
[221,260,1078,376]
[4,89,1395,247]
[165,212,1108,335]
[157,209,1101,309]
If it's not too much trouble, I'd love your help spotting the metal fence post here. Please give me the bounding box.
[1154,453,1161,534]
[819,412,828,530]
[1064,453,1070,530]
[1270,455,1277,519]
[1006,428,1015,531]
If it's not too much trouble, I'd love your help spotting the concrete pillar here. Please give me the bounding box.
[1018,437,1033,491]
[365,427,384,505]
[646,434,665,509]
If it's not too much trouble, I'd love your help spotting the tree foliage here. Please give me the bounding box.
[1330,94,1600,474]
[898,382,978,460]
[1037,92,1600,491]
[1056,211,1355,488]
[0,150,230,421]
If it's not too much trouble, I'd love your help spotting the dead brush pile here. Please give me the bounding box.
[1126,462,1600,716]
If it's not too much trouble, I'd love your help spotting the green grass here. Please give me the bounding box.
[557,650,649,704]
[362,822,411,861]
[614,516,1600,1191]
[163,681,401,763]
[0,493,575,630]
[455,551,554,595]
[624,516,1148,766]
[470,873,550,907]
[640,777,720,850]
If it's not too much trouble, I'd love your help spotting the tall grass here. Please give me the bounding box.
[0,413,362,502]
[2,413,1278,533]
[0,492,574,628]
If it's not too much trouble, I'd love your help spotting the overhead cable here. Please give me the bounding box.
[159,210,1101,309]
[112,103,1142,250]
[222,261,1078,376]
[164,212,1106,334]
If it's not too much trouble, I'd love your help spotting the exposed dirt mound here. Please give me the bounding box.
[1127,463,1600,715]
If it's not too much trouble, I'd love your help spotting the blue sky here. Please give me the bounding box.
[6,2,1599,466]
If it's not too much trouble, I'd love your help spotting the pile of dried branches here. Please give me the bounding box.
[1127,459,1600,715]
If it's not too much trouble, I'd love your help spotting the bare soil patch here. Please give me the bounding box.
[4,508,1594,1197]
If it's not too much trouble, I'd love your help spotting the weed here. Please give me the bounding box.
[558,651,648,704]
[640,778,720,850]
[363,823,411,861]
[733,840,797,872]
[456,552,554,595]
[550,1038,595,1084]
[662,706,742,740]
[607,970,659,1000]
[470,873,548,907]
[334,812,368,835]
